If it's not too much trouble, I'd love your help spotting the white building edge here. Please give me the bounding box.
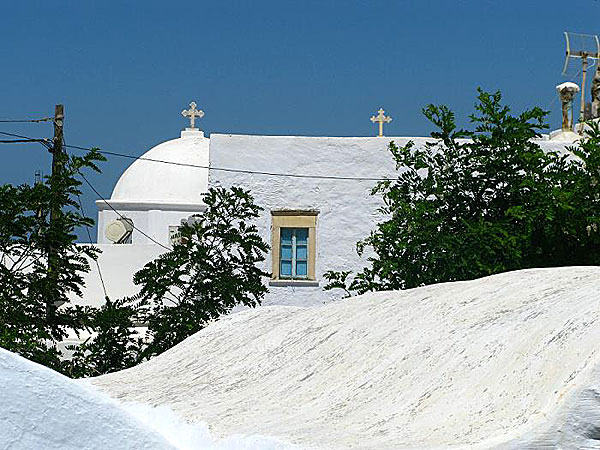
[76,105,584,309]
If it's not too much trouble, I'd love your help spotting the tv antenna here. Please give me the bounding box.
[562,31,600,125]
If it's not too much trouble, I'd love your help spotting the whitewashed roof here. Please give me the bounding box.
[110,129,209,206]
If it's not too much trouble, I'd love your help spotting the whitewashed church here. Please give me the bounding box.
[74,101,580,309]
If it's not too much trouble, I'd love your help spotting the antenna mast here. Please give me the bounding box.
[562,31,600,128]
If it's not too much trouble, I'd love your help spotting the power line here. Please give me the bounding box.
[64,143,389,182]
[0,117,53,123]
[0,130,52,147]
[76,169,172,251]
[64,134,109,299]
[0,130,44,139]
[1,128,391,181]
[75,185,109,298]
[0,139,47,144]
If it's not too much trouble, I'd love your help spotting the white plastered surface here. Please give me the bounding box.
[91,267,600,449]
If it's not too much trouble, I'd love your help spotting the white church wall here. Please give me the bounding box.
[208,134,419,306]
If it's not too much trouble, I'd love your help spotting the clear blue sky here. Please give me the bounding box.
[1,0,598,240]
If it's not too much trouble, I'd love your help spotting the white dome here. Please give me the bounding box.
[111,129,209,206]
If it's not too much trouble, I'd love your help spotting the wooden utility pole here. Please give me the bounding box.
[47,104,64,321]
[51,104,64,180]
[580,53,589,127]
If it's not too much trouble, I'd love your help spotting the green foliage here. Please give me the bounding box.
[0,148,105,371]
[65,297,145,378]
[325,89,600,294]
[133,186,270,359]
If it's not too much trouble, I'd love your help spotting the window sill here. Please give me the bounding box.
[269,279,320,287]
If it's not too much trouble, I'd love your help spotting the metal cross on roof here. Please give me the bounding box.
[181,101,205,129]
[370,108,392,137]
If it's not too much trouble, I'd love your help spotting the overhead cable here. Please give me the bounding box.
[0,139,48,144]
[0,117,53,123]
[64,134,109,299]
[0,130,52,148]
[1,128,392,182]
[64,143,389,182]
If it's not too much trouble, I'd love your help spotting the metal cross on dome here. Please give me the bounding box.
[181,101,205,129]
[370,108,392,137]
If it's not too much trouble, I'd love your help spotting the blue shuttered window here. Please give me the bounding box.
[280,228,308,279]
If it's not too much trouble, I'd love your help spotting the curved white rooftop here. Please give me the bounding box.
[93,267,600,449]
[110,129,209,207]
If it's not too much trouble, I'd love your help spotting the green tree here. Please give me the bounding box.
[65,297,145,378]
[0,149,105,371]
[133,186,270,359]
[325,90,600,295]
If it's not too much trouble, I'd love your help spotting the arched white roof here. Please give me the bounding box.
[110,129,209,206]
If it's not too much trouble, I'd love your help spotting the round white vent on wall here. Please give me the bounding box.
[105,218,134,244]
